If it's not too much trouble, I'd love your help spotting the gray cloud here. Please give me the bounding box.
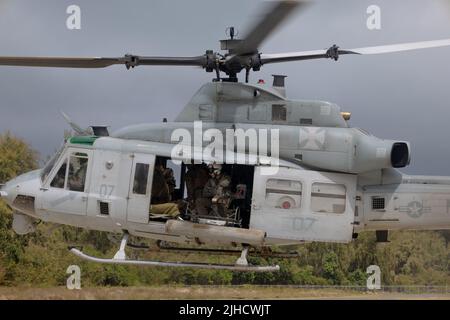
[1,0,450,175]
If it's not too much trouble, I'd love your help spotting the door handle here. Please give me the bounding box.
[81,196,88,202]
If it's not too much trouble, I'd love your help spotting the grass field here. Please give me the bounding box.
[0,286,449,300]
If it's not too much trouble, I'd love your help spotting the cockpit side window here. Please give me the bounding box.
[311,183,347,214]
[67,153,89,192]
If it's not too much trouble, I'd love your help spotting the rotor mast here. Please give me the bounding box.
[218,27,249,82]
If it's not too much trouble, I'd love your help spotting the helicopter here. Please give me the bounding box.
[1,0,450,272]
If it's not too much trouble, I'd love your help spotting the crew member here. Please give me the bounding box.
[185,163,210,213]
[150,162,179,218]
[196,163,232,217]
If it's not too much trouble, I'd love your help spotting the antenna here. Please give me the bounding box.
[226,26,239,40]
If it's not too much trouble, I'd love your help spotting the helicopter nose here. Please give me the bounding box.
[0,181,16,206]
[0,170,41,208]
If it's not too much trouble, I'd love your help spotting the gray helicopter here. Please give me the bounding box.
[1,1,450,272]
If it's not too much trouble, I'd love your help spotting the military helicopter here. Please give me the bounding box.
[1,0,450,272]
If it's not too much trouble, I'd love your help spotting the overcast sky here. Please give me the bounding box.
[1,0,450,175]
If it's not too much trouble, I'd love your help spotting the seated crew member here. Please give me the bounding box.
[163,165,176,197]
[185,163,210,213]
[150,163,179,218]
[69,159,88,192]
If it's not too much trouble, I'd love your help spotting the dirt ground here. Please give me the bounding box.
[0,286,449,300]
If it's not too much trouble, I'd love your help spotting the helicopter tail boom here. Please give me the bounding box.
[359,173,450,234]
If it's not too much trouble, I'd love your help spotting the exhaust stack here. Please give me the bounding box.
[272,74,287,97]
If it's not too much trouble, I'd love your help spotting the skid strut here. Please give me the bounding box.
[113,233,129,260]
[69,234,279,273]
[236,246,249,266]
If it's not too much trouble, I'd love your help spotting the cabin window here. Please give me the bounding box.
[311,183,346,214]
[272,104,287,121]
[50,160,68,189]
[133,163,150,195]
[265,179,302,210]
[67,153,89,192]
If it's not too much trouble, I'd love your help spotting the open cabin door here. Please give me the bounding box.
[250,167,357,243]
[126,153,156,224]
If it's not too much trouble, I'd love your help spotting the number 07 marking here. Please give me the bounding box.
[100,184,114,198]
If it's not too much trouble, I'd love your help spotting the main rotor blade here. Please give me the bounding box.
[235,0,308,55]
[0,57,121,68]
[0,55,207,69]
[138,56,207,66]
[260,38,450,64]
[349,39,450,55]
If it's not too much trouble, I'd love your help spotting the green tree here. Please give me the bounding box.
[322,251,345,284]
[0,131,39,183]
[0,132,39,284]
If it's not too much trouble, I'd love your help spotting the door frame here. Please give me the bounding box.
[126,153,156,224]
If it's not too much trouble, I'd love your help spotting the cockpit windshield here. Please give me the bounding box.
[40,143,65,183]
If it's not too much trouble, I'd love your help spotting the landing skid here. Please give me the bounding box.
[70,233,280,273]
[69,248,279,272]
